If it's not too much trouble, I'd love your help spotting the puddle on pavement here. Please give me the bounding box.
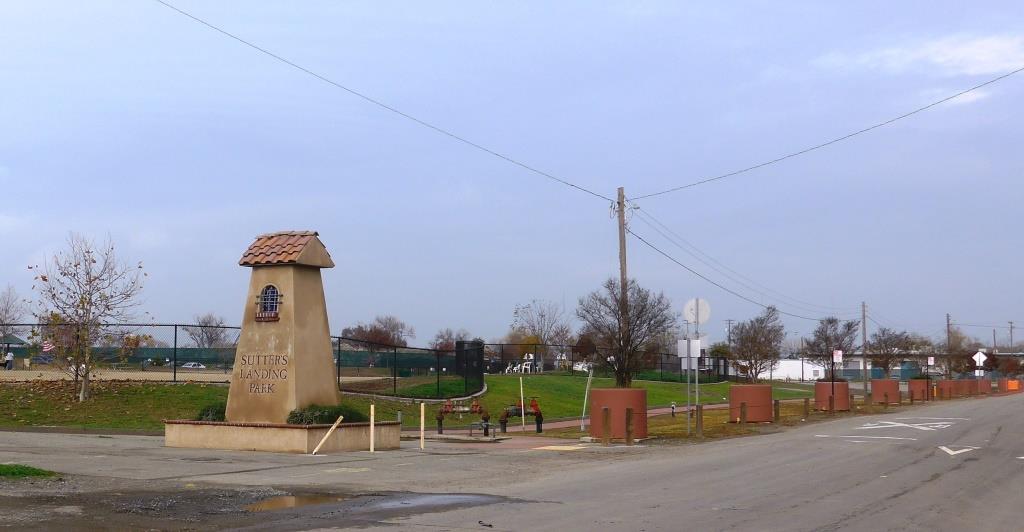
[245,494,348,512]
[369,493,502,511]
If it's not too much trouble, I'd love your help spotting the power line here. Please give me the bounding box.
[153,0,614,203]
[630,65,1024,201]
[632,206,858,316]
[626,227,821,321]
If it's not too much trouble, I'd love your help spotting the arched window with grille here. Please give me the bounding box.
[256,285,281,321]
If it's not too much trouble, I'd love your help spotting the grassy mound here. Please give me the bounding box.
[0,464,56,478]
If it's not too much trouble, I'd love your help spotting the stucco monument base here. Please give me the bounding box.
[164,420,400,453]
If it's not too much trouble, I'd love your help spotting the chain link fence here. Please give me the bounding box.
[0,323,484,399]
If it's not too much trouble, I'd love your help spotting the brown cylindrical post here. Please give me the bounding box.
[865,392,872,405]
[695,404,704,436]
[909,392,914,405]
[602,407,611,446]
[850,394,856,410]
[739,402,748,424]
[898,391,903,405]
[828,395,834,415]
[803,397,809,418]
[773,399,780,422]
[883,392,889,409]
[625,408,634,446]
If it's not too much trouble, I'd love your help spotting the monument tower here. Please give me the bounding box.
[225,231,341,423]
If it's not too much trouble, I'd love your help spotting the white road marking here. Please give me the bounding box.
[857,421,954,431]
[815,435,917,440]
[938,446,979,456]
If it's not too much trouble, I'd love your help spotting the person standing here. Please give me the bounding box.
[4,351,14,370]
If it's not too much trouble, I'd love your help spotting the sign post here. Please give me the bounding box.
[832,350,843,407]
[973,351,987,378]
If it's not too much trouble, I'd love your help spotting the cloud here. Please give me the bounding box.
[920,88,990,106]
[817,34,1024,76]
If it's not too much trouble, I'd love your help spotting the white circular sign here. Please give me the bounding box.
[683,298,711,325]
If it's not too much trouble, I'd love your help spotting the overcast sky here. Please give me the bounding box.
[2,1,1022,346]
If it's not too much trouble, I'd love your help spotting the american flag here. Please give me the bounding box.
[42,341,54,352]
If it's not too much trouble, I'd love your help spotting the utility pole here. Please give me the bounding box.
[946,313,952,379]
[616,187,630,365]
[993,329,997,354]
[862,302,869,398]
[1007,319,1015,353]
[725,319,734,347]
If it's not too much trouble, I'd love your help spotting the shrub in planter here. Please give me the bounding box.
[195,401,227,422]
[286,404,369,425]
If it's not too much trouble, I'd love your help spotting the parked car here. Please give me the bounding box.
[180,362,206,369]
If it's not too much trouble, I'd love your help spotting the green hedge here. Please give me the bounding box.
[286,404,369,425]
[194,401,227,422]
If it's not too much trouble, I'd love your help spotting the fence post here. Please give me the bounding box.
[828,395,834,415]
[436,351,441,398]
[850,394,855,410]
[625,407,634,446]
[773,399,780,422]
[393,348,397,396]
[172,325,178,383]
[803,397,809,418]
[602,407,611,446]
[335,337,342,392]
[695,404,703,436]
[739,402,747,424]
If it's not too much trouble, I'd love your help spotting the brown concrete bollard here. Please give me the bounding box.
[625,408,634,446]
[909,392,914,405]
[602,407,611,447]
[828,395,835,415]
[740,402,748,424]
[696,404,704,436]
[898,391,903,405]
[773,399,780,422]
[803,397,810,418]
[884,392,889,409]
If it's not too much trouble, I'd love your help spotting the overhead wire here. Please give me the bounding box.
[153,0,614,203]
[632,206,858,316]
[630,65,1024,201]
[626,227,821,321]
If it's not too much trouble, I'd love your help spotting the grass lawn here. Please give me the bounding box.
[0,464,56,478]
[0,375,811,432]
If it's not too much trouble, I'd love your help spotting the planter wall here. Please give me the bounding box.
[908,380,931,401]
[589,388,648,440]
[871,379,900,405]
[729,385,773,422]
[937,380,957,399]
[814,381,850,411]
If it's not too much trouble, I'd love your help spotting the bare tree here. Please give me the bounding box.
[342,315,415,348]
[867,327,912,378]
[430,327,470,352]
[729,307,785,383]
[512,299,572,370]
[576,278,675,387]
[0,284,26,341]
[183,313,232,348]
[938,327,979,376]
[30,234,145,401]
[804,317,860,380]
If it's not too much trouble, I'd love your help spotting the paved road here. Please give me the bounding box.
[1,393,1021,530]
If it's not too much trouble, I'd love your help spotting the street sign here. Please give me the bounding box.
[972,351,987,367]
[833,350,843,364]
[975,369,985,377]
[927,356,935,366]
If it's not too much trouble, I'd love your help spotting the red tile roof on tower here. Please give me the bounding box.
[238,231,333,267]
